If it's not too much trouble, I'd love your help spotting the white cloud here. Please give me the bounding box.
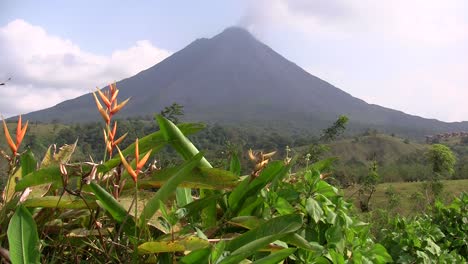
[0,19,171,116]
[242,0,468,122]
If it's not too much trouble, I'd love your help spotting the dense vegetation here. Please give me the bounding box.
[0,84,466,263]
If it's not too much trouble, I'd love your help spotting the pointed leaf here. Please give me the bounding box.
[219,214,302,264]
[251,248,296,264]
[138,236,209,254]
[89,181,136,234]
[7,205,40,264]
[99,123,205,172]
[230,153,241,176]
[22,196,98,209]
[138,153,203,227]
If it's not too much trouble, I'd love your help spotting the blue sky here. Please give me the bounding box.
[1,1,468,122]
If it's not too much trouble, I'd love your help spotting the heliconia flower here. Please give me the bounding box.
[117,138,152,182]
[96,88,112,108]
[103,121,127,157]
[92,92,110,124]
[92,84,130,124]
[2,118,16,154]
[2,115,28,156]
[110,98,130,115]
[16,115,28,146]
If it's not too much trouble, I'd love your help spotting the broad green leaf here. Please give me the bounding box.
[325,225,344,251]
[138,153,203,227]
[99,122,205,172]
[228,216,264,230]
[15,166,61,191]
[230,152,241,176]
[306,197,324,223]
[156,115,217,227]
[89,181,136,234]
[22,196,98,209]
[134,167,239,190]
[238,196,263,216]
[220,214,303,264]
[328,249,345,264]
[21,149,37,177]
[138,236,209,254]
[276,196,295,215]
[368,244,393,263]
[7,205,40,264]
[251,248,296,264]
[283,233,324,252]
[184,194,223,217]
[176,188,192,207]
[210,240,227,264]
[229,161,288,214]
[156,115,211,168]
[180,248,211,264]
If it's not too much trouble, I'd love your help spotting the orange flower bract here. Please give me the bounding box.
[117,138,152,183]
[2,115,28,156]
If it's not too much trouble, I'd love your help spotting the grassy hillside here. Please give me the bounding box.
[344,179,468,216]
[328,133,426,165]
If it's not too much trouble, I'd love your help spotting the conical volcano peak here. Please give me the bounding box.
[213,26,256,42]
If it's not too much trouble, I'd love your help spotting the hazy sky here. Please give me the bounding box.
[1,1,468,122]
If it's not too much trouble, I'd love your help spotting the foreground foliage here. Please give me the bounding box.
[379,194,467,263]
[0,115,392,263]
[0,84,465,263]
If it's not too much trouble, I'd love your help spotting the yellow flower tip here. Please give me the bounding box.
[135,138,139,165]
[248,149,256,161]
[113,133,127,146]
[97,88,111,109]
[110,89,119,104]
[110,97,130,115]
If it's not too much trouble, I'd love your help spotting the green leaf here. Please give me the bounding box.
[368,244,393,263]
[219,214,303,264]
[229,161,288,214]
[99,122,204,172]
[210,240,227,264]
[251,248,296,264]
[228,216,264,230]
[22,196,98,209]
[138,153,203,227]
[156,115,217,227]
[306,197,324,223]
[89,181,136,234]
[7,205,40,264]
[21,149,37,177]
[230,152,241,176]
[184,194,223,217]
[328,249,345,264]
[180,248,211,264]
[156,115,211,168]
[135,167,239,190]
[138,236,209,254]
[276,197,295,215]
[15,166,61,191]
[283,233,324,252]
